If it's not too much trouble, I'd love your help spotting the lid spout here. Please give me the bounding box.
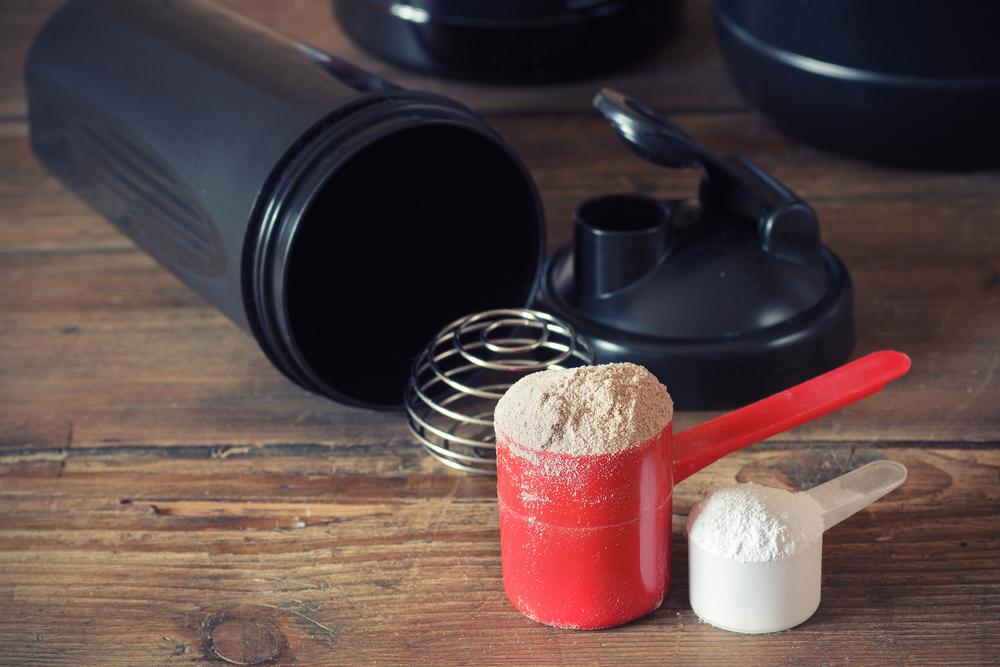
[573,193,673,308]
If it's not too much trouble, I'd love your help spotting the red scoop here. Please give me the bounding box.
[496,350,911,629]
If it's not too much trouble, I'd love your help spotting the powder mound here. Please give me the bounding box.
[493,363,673,456]
[687,483,824,562]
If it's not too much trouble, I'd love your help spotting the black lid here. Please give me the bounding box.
[333,0,676,83]
[538,89,854,409]
[714,0,1000,78]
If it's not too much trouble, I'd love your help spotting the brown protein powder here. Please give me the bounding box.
[493,363,674,457]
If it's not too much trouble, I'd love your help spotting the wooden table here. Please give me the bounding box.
[2,1,998,664]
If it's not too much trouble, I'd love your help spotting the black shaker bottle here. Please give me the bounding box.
[26,0,545,409]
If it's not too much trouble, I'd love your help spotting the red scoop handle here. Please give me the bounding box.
[672,351,911,483]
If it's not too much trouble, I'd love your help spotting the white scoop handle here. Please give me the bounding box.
[804,460,908,531]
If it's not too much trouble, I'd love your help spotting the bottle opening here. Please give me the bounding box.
[577,194,665,233]
[284,124,543,408]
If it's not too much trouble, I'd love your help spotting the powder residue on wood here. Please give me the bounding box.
[493,363,673,457]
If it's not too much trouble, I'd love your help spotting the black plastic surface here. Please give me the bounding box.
[713,0,1000,169]
[26,0,544,410]
[539,90,854,409]
[332,0,676,82]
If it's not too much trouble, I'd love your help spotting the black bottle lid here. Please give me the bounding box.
[333,0,677,82]
[538,89,855,409]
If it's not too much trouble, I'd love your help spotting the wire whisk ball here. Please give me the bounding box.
[406,308,595,474]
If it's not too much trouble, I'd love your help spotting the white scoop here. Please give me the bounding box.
[686,460,908,634]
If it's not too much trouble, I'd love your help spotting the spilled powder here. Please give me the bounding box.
[493,363,673,457]
[687,483,824,562]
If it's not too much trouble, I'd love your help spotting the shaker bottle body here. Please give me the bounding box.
[26,0,545,409]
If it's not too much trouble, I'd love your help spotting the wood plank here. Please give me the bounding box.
[0,445,996,665]
[1,232,997,450]
[7,112,1000,251]
[3,1,998,664]
[2,113,997,449]
[0,0,61,118]
[3,0,740,119]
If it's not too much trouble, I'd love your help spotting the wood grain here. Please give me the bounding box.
[0,0,740,119]
[1,0,999,664]
[0,445,997,665]
[2,113,997,450]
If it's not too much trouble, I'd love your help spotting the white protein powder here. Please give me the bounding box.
[686,483,827,633]
[687,483,824,562]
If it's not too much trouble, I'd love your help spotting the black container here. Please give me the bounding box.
[539,90,854,409]
[714,0,1000,169]
[26,0,544,409]
[333,0,676,82]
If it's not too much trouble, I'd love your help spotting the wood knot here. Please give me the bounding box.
[201,612,283,665]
